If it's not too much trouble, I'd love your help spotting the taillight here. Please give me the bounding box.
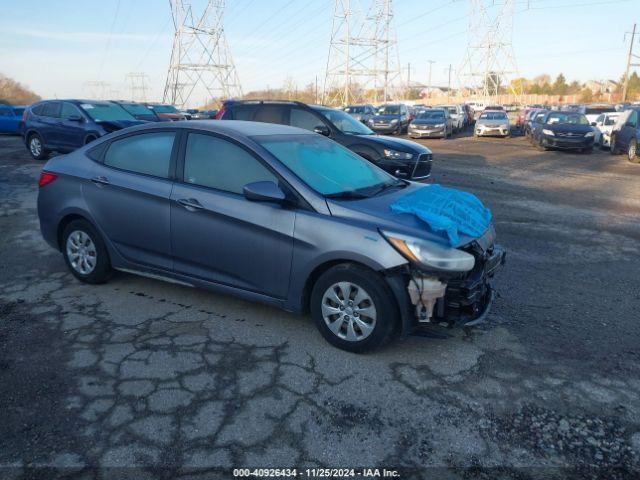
[38,171,57,188]
[22,109,28,121]
[213,106,225,120]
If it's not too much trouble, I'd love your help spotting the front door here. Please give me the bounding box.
[171,132,295,299]
[617,110,637,151]
[58,102,88,150]
[84,131,177,270]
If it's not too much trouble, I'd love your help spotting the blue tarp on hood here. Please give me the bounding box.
[389,184,492,246]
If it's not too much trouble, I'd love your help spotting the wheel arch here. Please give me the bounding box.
[56,212,98,251]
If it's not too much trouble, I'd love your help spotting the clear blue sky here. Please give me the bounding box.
[1,0,637,102]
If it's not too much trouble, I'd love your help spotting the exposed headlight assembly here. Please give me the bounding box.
[584,131,595,137]
[542,129,555,136]
[381,231,475,272]
[390,119,399,124]
[383,149,413,160]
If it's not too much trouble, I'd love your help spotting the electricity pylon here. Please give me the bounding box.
[457,0,521,103]
[125,72,150,102]
[163,0,242,108]
[323,0,403,106]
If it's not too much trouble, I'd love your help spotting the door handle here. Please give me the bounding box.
[91,176,110,186]
[176,198,204,211]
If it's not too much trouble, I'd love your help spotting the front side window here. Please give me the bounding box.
[317,108,373,135]
[80,103,136,122]
[60,103,82,120]
[184,133,277,195]
[290,108,325,131]
[255,134,392,196]
[104,132,175,178]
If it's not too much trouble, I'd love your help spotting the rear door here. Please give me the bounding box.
[84,130,177,270]
[171,131,295,298]
[38,102,63,148]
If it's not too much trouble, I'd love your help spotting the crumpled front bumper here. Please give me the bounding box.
[385,243,507,336]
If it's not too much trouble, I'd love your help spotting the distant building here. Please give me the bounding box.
[585,79,618,95]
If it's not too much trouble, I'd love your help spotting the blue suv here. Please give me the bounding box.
[23,100,146,160]
[610,108,640,163]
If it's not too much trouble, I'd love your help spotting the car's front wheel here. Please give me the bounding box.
[62,219,112,284]
[610,134,619,155]
[27,133,49,160]
[628,139,639,163]
[310,263,397,353]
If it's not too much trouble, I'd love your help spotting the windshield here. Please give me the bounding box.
[150,104,179,114]
[255,134,392,196]
[344,106,365,114]
[378,105,400,115]
[479,112,507,120]
[317,108,373,135]
[417,110,445,120]
[446,106,457,114]
[546,113,589,125]
[120,103,155,116]
[79,103,136,122]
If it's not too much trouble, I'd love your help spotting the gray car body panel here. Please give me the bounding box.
[37,121,487,315]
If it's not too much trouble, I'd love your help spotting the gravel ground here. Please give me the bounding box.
[0,130,639,479]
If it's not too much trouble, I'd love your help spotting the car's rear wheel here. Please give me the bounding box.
[310,263,397,353]
[28,133,49,160]
[628,139,639,163]
[62,219,112,284]
[84,135,97,145]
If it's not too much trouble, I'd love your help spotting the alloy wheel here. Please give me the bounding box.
[30,137,42,157]
[629,142,637,162]
[66,230,97,275]
[321,282,377,342]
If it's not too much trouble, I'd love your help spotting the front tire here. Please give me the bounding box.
[628,139,639,163]
[610,134,620,155]
[27,133,49,160]
[310,263,398,353]
[62,220,112,284]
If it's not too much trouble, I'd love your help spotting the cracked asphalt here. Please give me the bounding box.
[1,131,639,479]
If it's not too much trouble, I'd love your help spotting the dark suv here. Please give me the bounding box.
[218,100,432,179]
[368,104,411,134]
[23,100,145,160]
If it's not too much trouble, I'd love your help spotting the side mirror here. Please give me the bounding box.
[68,115,83,122]
[313,125,331,137]
[243,181,285,203]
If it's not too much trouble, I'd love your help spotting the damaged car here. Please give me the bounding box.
[23,100,146,160]
[37,121,505,353]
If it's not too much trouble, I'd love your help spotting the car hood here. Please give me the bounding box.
[545,123,593,134]
[371,114,400,122]
[359,134,432,154]
[326,183,479,248]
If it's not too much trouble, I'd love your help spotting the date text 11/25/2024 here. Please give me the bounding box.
[233,468,401,478]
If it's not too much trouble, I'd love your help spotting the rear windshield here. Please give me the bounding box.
[80,103,136,122]
[417,110,445,119]
[585,107,614,115]
[479,112,507,120]
[546,112,589,125]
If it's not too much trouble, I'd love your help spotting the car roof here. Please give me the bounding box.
[113,120,313,137]
[481,110,506,113]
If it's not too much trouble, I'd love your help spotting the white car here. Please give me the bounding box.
[592,112,621,148]
[440,105,465,132]
[474,110,510,137]
[583,105,616,125]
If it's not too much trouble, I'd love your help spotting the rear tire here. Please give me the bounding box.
[310,263,398,353]
[62,219,112,284]
[27,133,49,160]
[609,134,620,155]
[84,135,98,145]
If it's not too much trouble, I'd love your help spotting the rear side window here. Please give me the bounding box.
[0,109,11,117]
[104,132,175,178]
[41,102,61,118]
[31,104,45,115]
[183,133,277,195]
[253,106,287,125]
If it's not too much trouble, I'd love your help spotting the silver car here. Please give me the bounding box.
[475,110,510,137]
[37,121,505,352]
